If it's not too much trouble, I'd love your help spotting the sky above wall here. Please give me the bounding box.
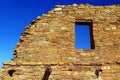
[0,0,120,68]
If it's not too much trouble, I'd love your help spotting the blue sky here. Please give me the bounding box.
[75,25,91,49]
[0,0,119,68]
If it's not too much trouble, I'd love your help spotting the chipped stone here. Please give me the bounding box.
[61,27,67,30]
[105,27,111,30]
[112,27,117,30]
[50,29,54,32]
[37,16,41,19]
[54,8,62,11]
[72,3,78,6]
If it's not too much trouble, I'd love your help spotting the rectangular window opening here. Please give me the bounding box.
[75,20,94,50]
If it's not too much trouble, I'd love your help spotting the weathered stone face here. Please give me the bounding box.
[0,4,120,80]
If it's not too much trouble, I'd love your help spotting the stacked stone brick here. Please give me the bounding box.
[0,4,120,80]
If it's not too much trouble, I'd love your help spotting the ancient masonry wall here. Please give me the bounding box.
[0,4,120,80]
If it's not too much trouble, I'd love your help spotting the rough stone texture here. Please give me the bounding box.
[0,4,120,80]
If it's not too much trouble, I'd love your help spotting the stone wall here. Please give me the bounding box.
[0,4,120,80]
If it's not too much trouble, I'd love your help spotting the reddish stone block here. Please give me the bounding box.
[16,62,22,66]
[112,65,120,70]
[42,62,51,65]
[58,62,65,65]
[50,39,59,43]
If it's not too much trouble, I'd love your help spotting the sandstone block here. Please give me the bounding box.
[112,65,120,70]
[58,62,65,65]
[54,8,62,11]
